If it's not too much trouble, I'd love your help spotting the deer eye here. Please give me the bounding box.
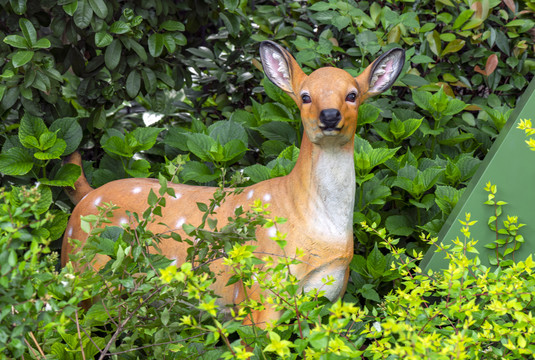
[345,92,357,103]
[301,94,311,104]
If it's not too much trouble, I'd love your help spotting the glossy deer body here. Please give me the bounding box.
[62,41,405,326]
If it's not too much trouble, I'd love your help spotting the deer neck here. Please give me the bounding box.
[286,134,356,239]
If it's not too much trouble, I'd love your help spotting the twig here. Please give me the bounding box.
[106,333,208,355]
[28,331,46,358]
[23,338,40,359]
[97,285,163,360]
[75,309,87,360]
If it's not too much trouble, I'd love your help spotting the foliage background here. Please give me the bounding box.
[0,0,534,357]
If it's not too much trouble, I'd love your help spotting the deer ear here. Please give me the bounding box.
[358,48,405,99]
[259,41,306,97]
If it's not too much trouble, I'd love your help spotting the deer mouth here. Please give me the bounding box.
[319,125,342,134]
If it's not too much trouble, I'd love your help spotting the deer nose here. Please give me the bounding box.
[319,109,341,129]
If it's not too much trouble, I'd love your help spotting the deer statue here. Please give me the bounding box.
[62,41,405,326]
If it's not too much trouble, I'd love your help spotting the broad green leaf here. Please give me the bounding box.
[127,38,148,62]
[39,163,81,187]
[163,33,176,54]
[186,133,215,161]
[277,145,300,162]
[103,136,131,157]
[90,106,107,129]
[208,121,248,146]
[73,0,93,29]
[309,2,331,11]
[367,244,387,278]
[222,139,247,163]
[88,0,108,19]
[411,90,433,112]
[181,161,219,183]
[257,121,297,144]
[411,54,435,64]
[19,113,48,148]
[12,50,33,68]
[49,118,83,155]
[0,85,6,102]
[385,215,414,236]
[0,147,34,175]
[426,30,441,57]
[38,131,57,151]
[441,39,465,56]
[359,284,381,302]
[109,20,130,34]
[125,159,151,178]
[160,20,185,31]
[148,33,164,57]
[95,32,113,47]
[10,0,27,14]
[33,38,51,49]
[62,0,78,16]
[3,34,28,49]
[443,98,467,116]
[34,139,66,160]
[357,103,380,126]
[126,70,141,98]
[19,18,37,47]
[219,13,240,37]
[452,9,474,30]
[243,164,271,183]
[131,127,163,151]
[142,67,157,94]
[105,39,121,70]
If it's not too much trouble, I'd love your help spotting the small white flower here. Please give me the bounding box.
[372,321,382,332]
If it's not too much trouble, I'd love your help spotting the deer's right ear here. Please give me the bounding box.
[259,41,306,98]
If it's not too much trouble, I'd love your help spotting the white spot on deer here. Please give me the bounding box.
[67,226,73,237]
[170,256,178,266]
[247,190,254,200]
[93,196,102,207]
[268,226,277,238]
[172,193,182,200]
[175,217,186,229]
[132,187,142,194]
[263,193,271,202]
[119,217,129,225]
[233,285,240,302]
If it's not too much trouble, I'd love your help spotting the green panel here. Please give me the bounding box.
[422,78,535,271]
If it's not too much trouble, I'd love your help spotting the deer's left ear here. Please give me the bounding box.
[357,48,405,100]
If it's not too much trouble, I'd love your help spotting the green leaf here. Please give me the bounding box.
[411,90,433,112]
[385,215,414,236]
[257,122,297,144]
[131,127,163,151]
[222,139,247,163]
[360,284,380,302]
[105,39,121,70]
[442,98,467,116]
[126,70,141,98]
[33,38,51,49]
[186,133,215,162]
[39,163,81,187]
[426,30,441,57]
[0,147,34,175]
[219,13,240,37]
[441,39,465,56]
[19,18,37,47]
[103,136,131,157]
[10,0,27,14]
[142,67,157,94]
[62,0,78,16]
[181,161,219,183]
[12,50,34,68]
[34,139,66,160]
[411,54,435,64]
[95,32,113,47]
[367,244,387,278]
[148,33,164,57]
[3,34,28,49]
[88,0,108,19]
[452,9,474,30]
[49,118,83,155]
[125,159,151,178]
[73,0,93,29]
[208,121,248,146]
[357,103,381,126]
[160,20,185,31]
[19,113,48,148]
[244,164,271,183]
[109,20,130,34]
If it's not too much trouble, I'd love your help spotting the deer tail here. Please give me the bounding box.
[63,151,93,205]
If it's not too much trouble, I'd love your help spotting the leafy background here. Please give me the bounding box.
[0,0,534,357]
